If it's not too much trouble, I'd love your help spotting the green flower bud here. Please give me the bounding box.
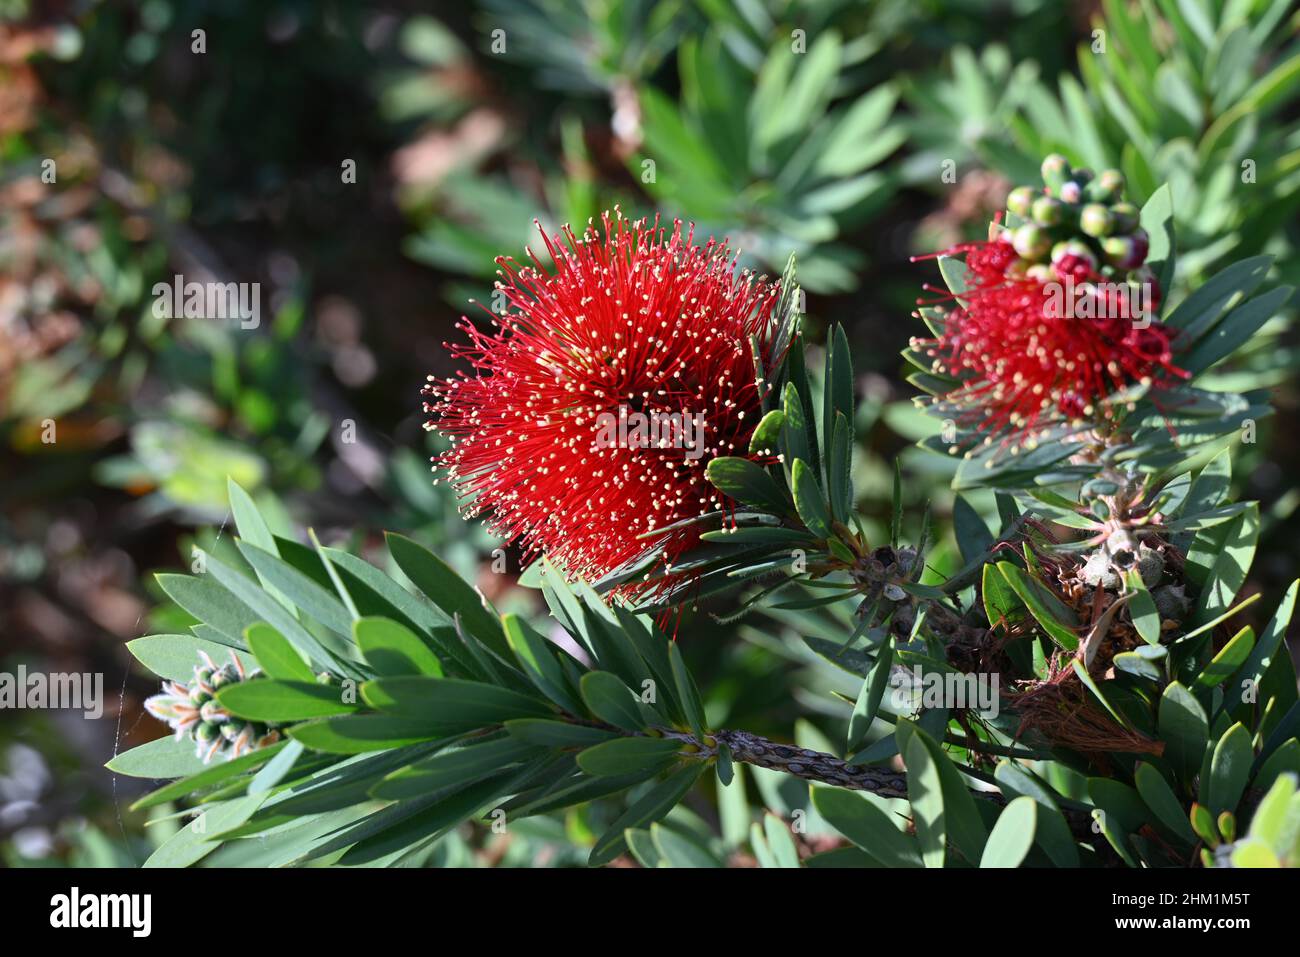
[1026,263,1053,282]
[1110,202,1139,233]
[1058,180,1083,204]
[1092,168,1124,202]
[1006,186,1036,217]
[195,721,220,743]
[1054,239,1098,273]
[1031,195,1064,226]
[1013,223,1051,260]
[221,720,247,742]
[1041,153,1070,190]
[1102,234,1143,269]
[188,685,212,706]
[1080,203,1113,237]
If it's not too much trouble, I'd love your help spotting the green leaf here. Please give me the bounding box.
[127,633,256,683]
[953,496,994,564]
[580,671,647,731]
[200,553,351,676]
[748,409,785,455]
[1071,661,1132,730]
[979,797,1036,868]
[249,738,305,794]
[1195,504,1259,621]
[589,763,706,866]
[1139,183,1176,297]
[992,761,1079,867]
[577,736,683,776]
[355,616,443,677]
[760,814,802,869]
[502,613,582,713]
[363,676,551,727]
[899,720,988,866]
[781,381,816,475]
[245,623,315,682]
[156,573,259,647]
[1227,579,1298,715]
[1160,682,1209,786]
[981,562,1026,631]
[1207,722,1254,816]
[128,741,288,810]
[143,795,265,868]
[705,456,789,513]
[811,786,922,867]
[504,719,618,748]
[1193,625,1254,693]
[1124,570,1162,645]
[1165,255,1273,337]
[1189,802,1218,845]
[650,821,721,868]
[997,562,1079,650]
[1183,447,1233,515]
[1134,762,1197,844]
[322,546,450,635]
[1254,740,1300,792]
[371,736,541,799]
[227,478,295,611]
[106,736,218,780]
[217,680,356,722]
[699,526,815,545]
[828,412,854,523]
[1113,650,1164,681]
[236,541,355,638]
[848,639,893,753]
[1181,286,1292,376]
[816,84,898,177]
[286,714,450,754]
[385,532,510,661]
[668,640,709,744]
[791,458,832,538]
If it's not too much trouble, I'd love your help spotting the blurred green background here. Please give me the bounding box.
[1,0,1297,865]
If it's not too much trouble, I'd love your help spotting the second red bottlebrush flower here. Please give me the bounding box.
[425,211,782,586]
[913,156,1187,446]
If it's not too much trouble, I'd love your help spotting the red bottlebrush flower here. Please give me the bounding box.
[425,211,782,588]
[913,232,1186,443]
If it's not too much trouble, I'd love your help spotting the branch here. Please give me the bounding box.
[712,728,909,795]
[655,725,1122,862]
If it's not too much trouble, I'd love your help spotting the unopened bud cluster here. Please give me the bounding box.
[1004,155,1159,309]
[144,650,281,763]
